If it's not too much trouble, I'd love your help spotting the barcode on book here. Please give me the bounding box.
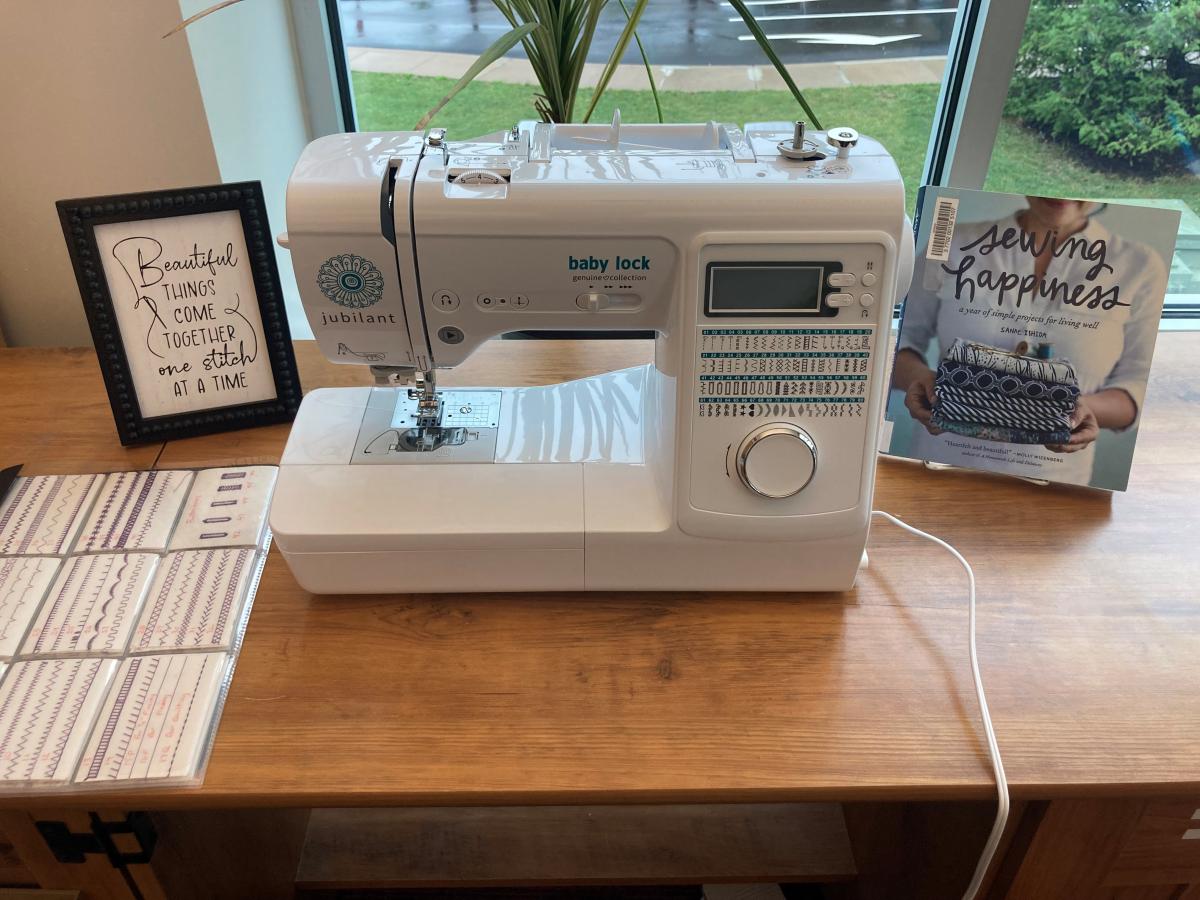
[926,196,959,261]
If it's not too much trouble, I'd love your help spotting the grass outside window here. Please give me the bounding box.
[351,71,1199,216]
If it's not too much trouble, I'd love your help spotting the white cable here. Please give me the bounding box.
[871,510,1010,900]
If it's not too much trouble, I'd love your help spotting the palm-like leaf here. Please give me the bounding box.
[726,0,822,129]
[166,0,820,133]
[414,22,539,130]
[583,0,650,122]
[619,0,662,124]
[494,0,608,123]
[163,0,244,37]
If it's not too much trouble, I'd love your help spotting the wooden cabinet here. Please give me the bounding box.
[997,800,1200,899]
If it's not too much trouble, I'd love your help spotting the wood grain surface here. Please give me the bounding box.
[0,336,1197,809]
[0,348,161,473]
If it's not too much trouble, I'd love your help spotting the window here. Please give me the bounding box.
[331,0,959,203]
[315,0,1198,318]
[924,0,1198,315]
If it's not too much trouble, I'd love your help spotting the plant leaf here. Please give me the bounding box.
[583,0,649,123]
[415,22,539,131]
[163,0,244,38]
[726,0,822,129]
[618,0,661,123]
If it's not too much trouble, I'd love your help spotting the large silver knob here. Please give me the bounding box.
[736,423,817,499]
[826,126,859,159]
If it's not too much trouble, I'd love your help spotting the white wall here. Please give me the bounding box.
[179,0,315,338]
[0,0,221,346]
[0,0,318,347]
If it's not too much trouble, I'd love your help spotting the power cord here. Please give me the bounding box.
[870,510,1010,900]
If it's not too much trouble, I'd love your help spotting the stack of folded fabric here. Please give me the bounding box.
[931,339,1079,444]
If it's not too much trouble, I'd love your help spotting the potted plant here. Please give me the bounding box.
[171,0,821,130]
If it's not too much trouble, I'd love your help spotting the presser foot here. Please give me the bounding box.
[352,388,503,464]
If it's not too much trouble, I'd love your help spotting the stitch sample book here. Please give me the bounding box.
[0,466,276,791]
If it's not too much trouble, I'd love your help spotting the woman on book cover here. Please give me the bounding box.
[892,195,1169,488]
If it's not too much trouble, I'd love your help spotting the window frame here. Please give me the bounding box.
[292,0,356,137]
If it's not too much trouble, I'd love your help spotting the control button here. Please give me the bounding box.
[861,272,877,287]
[827,273,857,288]
[736,423,817,499]
[432,289,460,312]
[476,293,497,309]
[859,293,876,308]
[576,292,609,312]
[512,294,530,309]
[605,293,642,310]
[826,292,854,307]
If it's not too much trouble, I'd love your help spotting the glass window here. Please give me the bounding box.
[335,0,959,201]
[979,0,1199,311]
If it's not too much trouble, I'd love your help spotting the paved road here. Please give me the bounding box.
[337,0,957,66]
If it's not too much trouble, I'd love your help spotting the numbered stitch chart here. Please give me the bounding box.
[0,466,275,791]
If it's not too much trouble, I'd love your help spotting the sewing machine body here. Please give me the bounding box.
[271,121,914,592]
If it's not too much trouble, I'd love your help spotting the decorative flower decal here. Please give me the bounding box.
[317,254,384,308]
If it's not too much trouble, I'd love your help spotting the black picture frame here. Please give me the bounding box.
[57,182,301,446]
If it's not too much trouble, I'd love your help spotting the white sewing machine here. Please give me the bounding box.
[270,119,914,593]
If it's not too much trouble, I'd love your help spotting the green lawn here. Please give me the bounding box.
[351,71,1198,214]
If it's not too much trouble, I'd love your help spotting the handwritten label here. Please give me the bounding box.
[95,210,277,418]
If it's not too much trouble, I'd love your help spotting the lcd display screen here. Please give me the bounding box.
[706,265,825,315]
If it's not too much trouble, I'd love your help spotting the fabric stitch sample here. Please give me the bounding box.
[0,474,103,556]
[0,557,61,659]
[169,467,277,551]
[131,548,257,653]
[0,657,118,785]
[20,553,159,658]
[75,651,228,784]
[76,471,194,553]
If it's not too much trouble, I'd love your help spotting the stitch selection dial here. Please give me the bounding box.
[736,423,817,499]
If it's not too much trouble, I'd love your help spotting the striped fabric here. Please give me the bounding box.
[931,412,1072,446]
[937,360,1080,404]
[936,397,1070,432]
[944,339,1078,386]
[935,384,1075,419]
[932,340,1079,446]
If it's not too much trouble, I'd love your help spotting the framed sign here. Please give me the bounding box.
[57,182,301,445]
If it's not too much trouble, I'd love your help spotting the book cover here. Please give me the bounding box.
[884,188,1180,490]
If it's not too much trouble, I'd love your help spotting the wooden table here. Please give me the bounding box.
[0,338,1198,900]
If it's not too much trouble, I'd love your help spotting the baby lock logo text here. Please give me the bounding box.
[568,254,651,274]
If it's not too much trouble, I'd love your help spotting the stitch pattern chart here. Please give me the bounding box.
[77,651,227,783]
[0,657,117,784]
[0,475,103,556]
[21,553,159,657]
[169,467,277,551]
[0,557,61,659]
[132,548,255,653]
[77,471,194,553]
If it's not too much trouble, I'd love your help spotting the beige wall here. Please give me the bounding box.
[0,0,220,346]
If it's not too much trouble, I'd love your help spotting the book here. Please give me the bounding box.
[883,188,1180,491]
